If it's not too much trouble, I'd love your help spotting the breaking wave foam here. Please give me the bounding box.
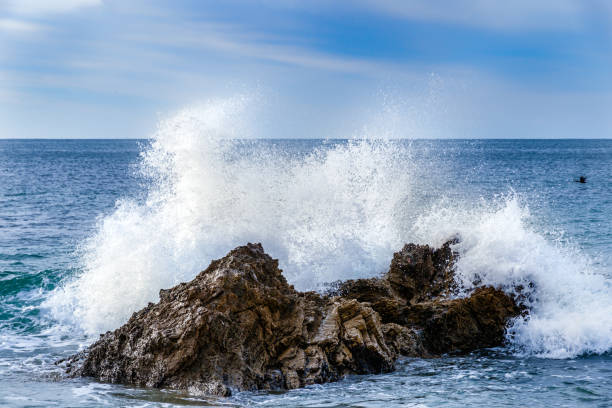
[413,197,612,358]
[47,97,612,358]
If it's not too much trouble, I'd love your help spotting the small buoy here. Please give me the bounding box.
[575,176,587,183]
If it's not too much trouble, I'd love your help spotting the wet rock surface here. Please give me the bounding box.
[61,241,522,396]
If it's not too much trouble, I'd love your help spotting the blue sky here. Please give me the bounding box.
[1,0,611,138]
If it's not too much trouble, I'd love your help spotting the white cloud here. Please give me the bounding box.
[1,0,610,139]
[268,0,610,32]
[0,18,42,32]
[1,0,102,15]
[121,20,386,74]
[354,0,610,31]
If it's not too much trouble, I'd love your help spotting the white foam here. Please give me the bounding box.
[412,196,612,358]
[47,97,419,335]
[47,97,612,358]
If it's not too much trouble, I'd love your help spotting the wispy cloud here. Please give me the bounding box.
[356,0,586,31]
[1,0,102,15]
[0,0,610,138]
[0,0,102,37]
[0,18,42,33]
[280,0,612,32]
[122,21,386,74]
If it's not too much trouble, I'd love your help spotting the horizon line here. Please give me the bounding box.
[1,137,611,141]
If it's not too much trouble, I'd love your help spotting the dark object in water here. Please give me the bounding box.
[575,176,587,183]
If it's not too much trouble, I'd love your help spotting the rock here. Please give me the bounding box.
[63,243,394,396]
[62,240,523,396]
[387,240,458,303]
[332,278,402,323]
[401,287,521,354]
[382,323,428,357]
[335,240,518,355]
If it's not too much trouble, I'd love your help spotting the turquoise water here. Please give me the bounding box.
[1,138,611,407]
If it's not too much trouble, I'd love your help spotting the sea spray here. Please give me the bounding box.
[412,196,612,358]
[47,98,419,335]
[47,98,612,359]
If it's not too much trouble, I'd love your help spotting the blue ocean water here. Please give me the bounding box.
[0,137,611,407]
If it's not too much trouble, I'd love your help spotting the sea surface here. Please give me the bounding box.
[1,133,611,405]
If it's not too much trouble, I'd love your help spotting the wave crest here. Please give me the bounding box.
[47,97,612,359]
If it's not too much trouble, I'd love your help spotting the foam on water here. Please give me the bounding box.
[47,97,612,358]
[412,196,612,358]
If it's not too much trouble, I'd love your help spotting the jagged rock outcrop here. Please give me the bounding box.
[61,241,522,396]
[335,240,520,354]
[387,240,458,303]
[63,244,395,396]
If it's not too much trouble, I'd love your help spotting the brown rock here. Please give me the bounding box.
[387,240,458,304]
[61,240,523,396]
[63,243,394,396]
[382,323,428,357]
[332,278,402,323]
[402,287,521,354]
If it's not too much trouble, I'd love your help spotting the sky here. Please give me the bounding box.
[1,0,611,139]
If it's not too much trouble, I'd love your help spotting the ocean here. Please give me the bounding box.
[1,107,611,407]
